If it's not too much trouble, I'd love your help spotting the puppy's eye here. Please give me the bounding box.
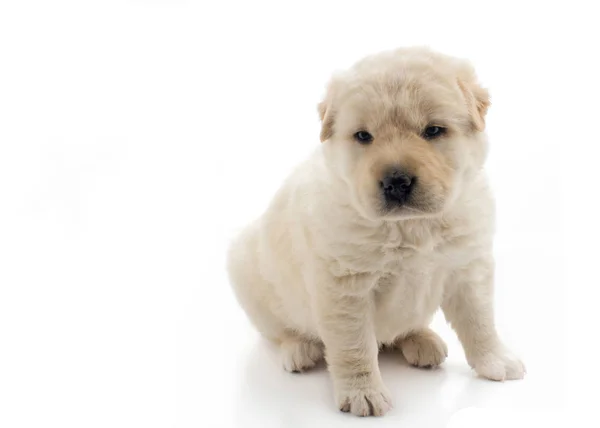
[422,126,446,140]
[354,131,373,144]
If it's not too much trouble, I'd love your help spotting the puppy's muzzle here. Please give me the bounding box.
[380,169,415,206]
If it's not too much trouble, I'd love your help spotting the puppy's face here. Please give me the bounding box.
[319,48,490,221]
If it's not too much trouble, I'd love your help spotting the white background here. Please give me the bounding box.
[1,1,598,427]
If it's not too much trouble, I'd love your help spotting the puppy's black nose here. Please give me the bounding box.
[380,170,415,204]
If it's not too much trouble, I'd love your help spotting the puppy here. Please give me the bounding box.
[227,47,525,417]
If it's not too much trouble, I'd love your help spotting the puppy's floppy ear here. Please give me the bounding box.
[318,80,336,142]
[457,76,490,132]
[318,100,334,142]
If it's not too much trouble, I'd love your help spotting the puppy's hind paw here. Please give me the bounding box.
[281,339,324,373]
[399,328,448,368]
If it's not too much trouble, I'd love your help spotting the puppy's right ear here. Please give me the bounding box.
[318,81,336,142]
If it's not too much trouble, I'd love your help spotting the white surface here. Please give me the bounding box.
[0,1,598,427]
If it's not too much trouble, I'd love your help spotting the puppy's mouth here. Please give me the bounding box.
[381,198,424,217]
[377,183,445,219]
[379,201,442,220]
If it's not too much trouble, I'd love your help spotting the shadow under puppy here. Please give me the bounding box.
[227,47,525,417]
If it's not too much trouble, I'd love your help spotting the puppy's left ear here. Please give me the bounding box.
[458,77,490,132]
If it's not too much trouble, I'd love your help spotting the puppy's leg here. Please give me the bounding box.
[227,227,288,342]
[314,273,392,417]
[397,328,448,368]
[281,336,324,373]
[442,257,525,381]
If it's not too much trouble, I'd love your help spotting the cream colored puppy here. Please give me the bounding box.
[227,47,525,416]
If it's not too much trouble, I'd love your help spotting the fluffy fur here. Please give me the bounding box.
[227,47,525,417]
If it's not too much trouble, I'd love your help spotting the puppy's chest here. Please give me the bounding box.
[328,218,470,277]
[377,224,449,273]
[371,266,446,343]
[371,231,453,341]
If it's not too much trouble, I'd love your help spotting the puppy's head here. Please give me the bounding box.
[319,47,490,221]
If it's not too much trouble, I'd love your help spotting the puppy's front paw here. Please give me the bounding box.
[470,349,525,381]
[336,381,392,416]
[399,329,448,368]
